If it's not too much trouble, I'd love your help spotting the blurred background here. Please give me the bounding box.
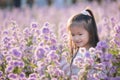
[0,0,120,40]
[0,0,118,9]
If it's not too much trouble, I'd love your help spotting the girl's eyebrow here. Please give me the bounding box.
[71,32,82,36]
[77,32,82,34]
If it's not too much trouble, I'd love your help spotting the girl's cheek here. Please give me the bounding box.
[72,36,77,42]
[72,36,80,41]
[71,36,75,41]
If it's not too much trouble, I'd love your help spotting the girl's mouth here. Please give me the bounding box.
[76,41,82,44]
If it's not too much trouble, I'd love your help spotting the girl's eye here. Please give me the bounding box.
[72,34,75,36]
[79,34,82,35]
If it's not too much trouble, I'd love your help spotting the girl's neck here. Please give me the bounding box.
[86,44,92,50]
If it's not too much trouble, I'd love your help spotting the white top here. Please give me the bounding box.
[60,48,87,77]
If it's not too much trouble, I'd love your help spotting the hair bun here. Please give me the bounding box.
[80,10,91,17]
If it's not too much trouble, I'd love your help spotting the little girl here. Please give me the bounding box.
[61,8,99,79]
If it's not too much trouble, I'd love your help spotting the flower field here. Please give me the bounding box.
[0,1,120,80]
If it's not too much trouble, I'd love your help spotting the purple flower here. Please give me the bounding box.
[109,66,117,75]
[96,41,108,50]
[73,56,84,68]
[31,23,38,28]
[47,65,64,77]
[0,54,3,61]
[105,53,113,61]
[19,61,24,67]
[39,42,44,46]
[114,33,120,47]
[50,45,57,50]
[110,77,120,80]
[44,36,49,40]
[58,44,63,50]
[50,38,56,44]
[8,73,17,79]
[35,48,45,59]
[12,49,22,58]
[29,73,37,78]
[85,52,90,58]
[47,51,59,61]
[0,71,3,77]
[3,37,10,43]
[14,61,19,67]
[23,28,30,35]
[114,40,120,47]
[3,30,9,34]
[19,72,25,78]
[115,26,120,33]
[97,71,107,79]
[44,22,49,26]
[45,46,50,51]
[54,69,64,77]
[113,25,120,47]
[5,66,13,73]
[102,62,112,68]
[42,28,49,34]
[36,29,40,35]
[94,63,105,70]
[6,56,12,62]
[71,75,78,80]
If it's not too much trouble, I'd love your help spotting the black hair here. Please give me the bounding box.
[67,9,99,56]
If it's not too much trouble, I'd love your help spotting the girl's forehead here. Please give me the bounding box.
[70,25,85,31]
[70,21,86,27]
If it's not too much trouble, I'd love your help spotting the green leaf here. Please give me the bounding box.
[13,67,22,74]
[26,36,33,46]
[30,63,37,68]
[109,49,119,55]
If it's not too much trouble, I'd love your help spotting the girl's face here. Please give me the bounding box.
[70,26,90,49]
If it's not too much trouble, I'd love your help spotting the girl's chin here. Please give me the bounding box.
[76,45,82,48]
[76,45,86,48]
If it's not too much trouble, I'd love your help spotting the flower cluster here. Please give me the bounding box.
[73,42,119,80]
[0,21,120,80]
[0,22,68,80]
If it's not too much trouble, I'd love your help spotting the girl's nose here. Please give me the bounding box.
[74,35,80,40]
